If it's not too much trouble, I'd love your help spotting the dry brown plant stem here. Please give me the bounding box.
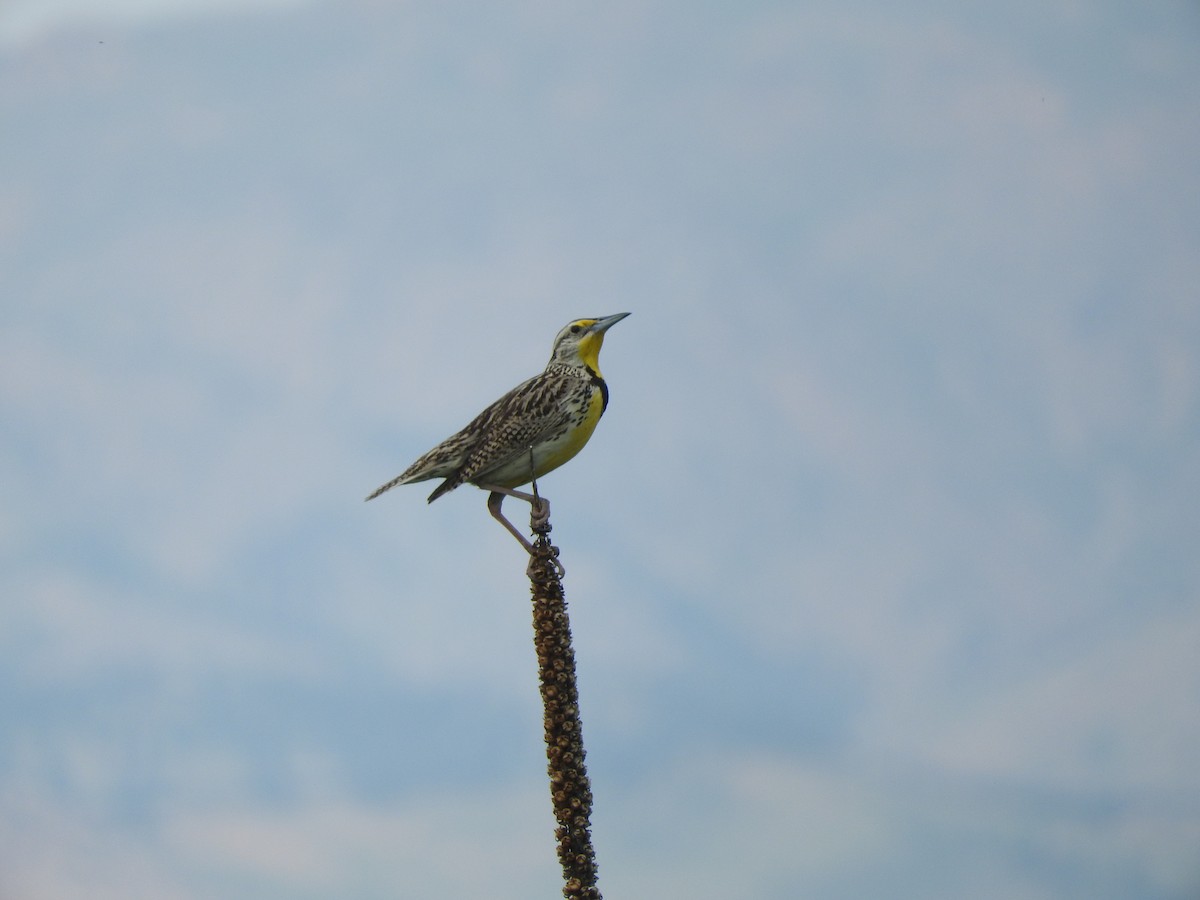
[526,497,602,900]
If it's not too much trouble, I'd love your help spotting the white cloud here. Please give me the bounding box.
[3,569,319,683]
[0,0,309,45]
[162,786,559,899]
[920,610,1200,793]
[0,788,197,900]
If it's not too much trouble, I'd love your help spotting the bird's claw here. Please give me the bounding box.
[530,497,551,530]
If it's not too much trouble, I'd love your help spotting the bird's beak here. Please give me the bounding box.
[591,312,630,334]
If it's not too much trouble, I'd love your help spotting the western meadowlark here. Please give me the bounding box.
[366,313,630,556]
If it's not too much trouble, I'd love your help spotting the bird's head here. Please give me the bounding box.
[547,313,630,375]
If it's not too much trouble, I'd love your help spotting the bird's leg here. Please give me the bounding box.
[485,488,536,554]
[527,446,550,528]
[481,481,564,578]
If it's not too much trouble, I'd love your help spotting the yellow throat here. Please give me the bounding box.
[576,328,606,376]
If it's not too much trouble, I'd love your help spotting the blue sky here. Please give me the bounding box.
[2,1,1199,897]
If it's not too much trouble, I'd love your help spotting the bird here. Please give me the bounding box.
[366,313,630,556]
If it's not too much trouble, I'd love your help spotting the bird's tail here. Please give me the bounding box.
[365,472,460,503]
[364,473,412,502]
[424,476,460,504]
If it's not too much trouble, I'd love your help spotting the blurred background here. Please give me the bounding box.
[2,1,1198,897]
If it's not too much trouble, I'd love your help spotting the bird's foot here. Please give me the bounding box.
[484,486,564,578]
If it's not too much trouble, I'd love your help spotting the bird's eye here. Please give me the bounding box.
[569,324,582,334]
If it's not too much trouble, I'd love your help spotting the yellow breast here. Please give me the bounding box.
[537,388,605,476]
